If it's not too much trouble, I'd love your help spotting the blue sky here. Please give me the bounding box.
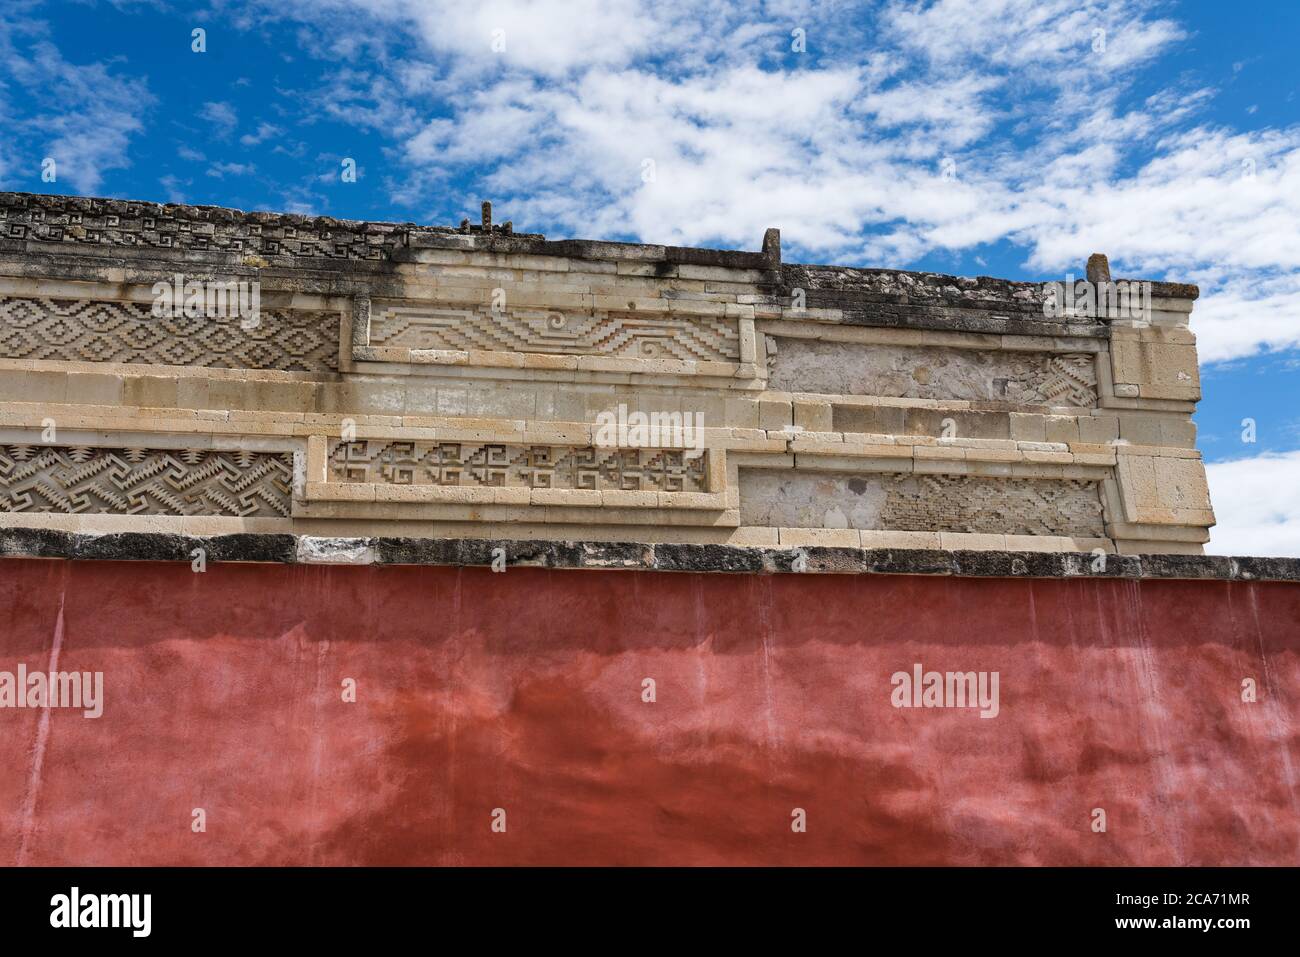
[1,0,1297,553]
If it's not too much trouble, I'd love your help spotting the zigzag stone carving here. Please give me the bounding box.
[0,296,339,371]
[0,446,292,517]
[369,303,739,361]
[330,440,709,492]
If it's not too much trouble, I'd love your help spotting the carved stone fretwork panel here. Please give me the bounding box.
[767,340,1098,407]
[740,470,1105,537]
[330,440,709,493]
[0,296,340,371]
[0,192,414,260]
[0,446,292,516]
[1028,354,1097,407]
[369,303,739,361]
[881,473,1103,536]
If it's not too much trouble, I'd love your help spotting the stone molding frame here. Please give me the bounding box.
[299,434,731,524]
[351,294,766,388]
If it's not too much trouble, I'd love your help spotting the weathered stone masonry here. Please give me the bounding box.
[0,191,1214,553]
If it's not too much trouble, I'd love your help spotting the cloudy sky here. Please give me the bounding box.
[1,0,1297,553]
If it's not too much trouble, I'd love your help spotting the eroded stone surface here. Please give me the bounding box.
[768,339,1097,406]
[0,527,1293,579]
[740,469,1105,537]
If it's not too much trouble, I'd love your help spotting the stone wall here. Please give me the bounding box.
[0,191,1215,553]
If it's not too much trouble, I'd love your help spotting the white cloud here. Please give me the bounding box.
[167,1,1300,366]
[200,101,239,135]
[239,121,282,146]
[1188,272,1300,364]
[231,0,670,76]
[206,161,255,178]
[0,5,153,195]
[1206,452,1300,557]
[883,0,1184,75]
[158,173,188,203]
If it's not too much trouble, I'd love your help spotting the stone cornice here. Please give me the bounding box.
[0,190,1197,305]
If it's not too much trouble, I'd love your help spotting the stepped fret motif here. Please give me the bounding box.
[329,440,709,493]
[0,193,410,261]
[370,303,739,361]
[0,446,292,517]
[885,474,1104,537]
[1036,354,1098,408]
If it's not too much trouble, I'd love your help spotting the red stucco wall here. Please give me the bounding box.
[1,558,1296,865]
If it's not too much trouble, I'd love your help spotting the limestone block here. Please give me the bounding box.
[940,532,1007,551]
[833,403,906,435]
[859,529,941,549]
[1114,451,1215,526]
[1110,328,1201,401]
[1116,411,1196,448]
[492,487,533,505]
[778,527,862,548]
[21,371,69,404]
[530,488,604,507]
[304,482,376,502]
[758,398,792,431]
[65,372,125,406]
[1077,414,1119,444]
[601,490,660,508]
[1042,415,1080,444]
[793,399,833,432]
[1008,413,1047,442]
[914,445,966,461]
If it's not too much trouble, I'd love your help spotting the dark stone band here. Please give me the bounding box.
[0,527,1293,582]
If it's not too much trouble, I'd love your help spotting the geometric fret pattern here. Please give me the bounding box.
[370,303,739,361]
[0,446,293,517]
[883,474,1104,537]
[0,296,339,372]
[1035,354,1098,408]
[329,440,709,493]
[739,471,1105,538]
[0,192,415,261]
